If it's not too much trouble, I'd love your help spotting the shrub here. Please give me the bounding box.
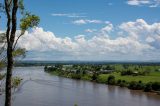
[128,81,144,90]
[121,70,133,76]
[71,74,81,79]
[128,81,136,90]
[137,81,144,89]
[152,82,160,91]
[117,79,122,85]
[107,75,115,85]
[117,79,127,87]
[144,82,152,92]
[82,70,86,75]
[91,73,99,81]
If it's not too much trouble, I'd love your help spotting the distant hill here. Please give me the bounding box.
[15,60,160,66]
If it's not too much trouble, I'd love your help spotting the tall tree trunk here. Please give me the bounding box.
[5,41,13,106]
[5,0,18,106]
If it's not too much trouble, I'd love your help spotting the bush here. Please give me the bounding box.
[152,82,160,91]
[117,79,122,85]
[91,73,99,81]
[71,74,81,79]
[120,80,128,87]
[128,81,144,90]
[144,82,152,92]
[117,79,127,87]
[121,70,133,76]
[107,75,115,85]
[44,66,58,72]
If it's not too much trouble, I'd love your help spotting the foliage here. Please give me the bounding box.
[121,70,134,76]
[121,70,150,76]
[11,77,22,88]
[0,73,5,80]
[117,79,127,87]
[152,82,160,91]
[13,48,26,58]
[107,75,115,85]
[71,74,81,79]
[91,72,99,81]
[144,82,152,92]
[20,13,40,32]
[128,81,144,90]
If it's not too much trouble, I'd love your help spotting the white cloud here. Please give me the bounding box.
[119,19,160,41]
[73,19,103,25]
[101,23,113,33]
[127,0,150,6]
[146,36,155,42]
[16,19,160,61]
[127,0,160,7]
[73,19,87,25]
[51,13,86,18]
[85,29,97,33]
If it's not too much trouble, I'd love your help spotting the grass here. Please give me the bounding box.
[47,70,160,84]
[97,72,160,83]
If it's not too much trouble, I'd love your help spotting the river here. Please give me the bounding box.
[0,66,160,106]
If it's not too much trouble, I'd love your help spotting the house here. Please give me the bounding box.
[100,70,114,74]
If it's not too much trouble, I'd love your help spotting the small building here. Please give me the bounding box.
[100,70,114,74]
[132,71,139,76]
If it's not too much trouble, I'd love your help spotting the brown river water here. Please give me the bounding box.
[0,66,160,106]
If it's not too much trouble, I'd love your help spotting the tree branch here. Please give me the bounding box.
[10,0,18,48]
[13,31,24,50]
[5,0,11,44]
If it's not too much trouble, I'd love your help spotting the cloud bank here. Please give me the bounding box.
[17,19,160,61]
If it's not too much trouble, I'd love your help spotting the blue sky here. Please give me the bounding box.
[1,0,160,61]
[23,0,160,37]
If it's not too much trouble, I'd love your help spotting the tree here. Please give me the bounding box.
[2,0,40,106]
[0,33,25,66]
[107,75,115,85]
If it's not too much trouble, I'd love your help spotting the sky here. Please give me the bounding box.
[1,0,160,61]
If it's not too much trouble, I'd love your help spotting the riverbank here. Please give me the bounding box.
[47,70,160,95]
[44,64,160,95]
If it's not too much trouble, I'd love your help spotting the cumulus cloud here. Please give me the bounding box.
[101,23,113,33]
[72,19,103,25]
[16,19,160,61]
[127,0,160,7]
[119,19,160,48]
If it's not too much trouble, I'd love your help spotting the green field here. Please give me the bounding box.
[97,72,160,83]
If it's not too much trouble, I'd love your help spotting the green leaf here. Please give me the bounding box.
[20,13,40,32]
